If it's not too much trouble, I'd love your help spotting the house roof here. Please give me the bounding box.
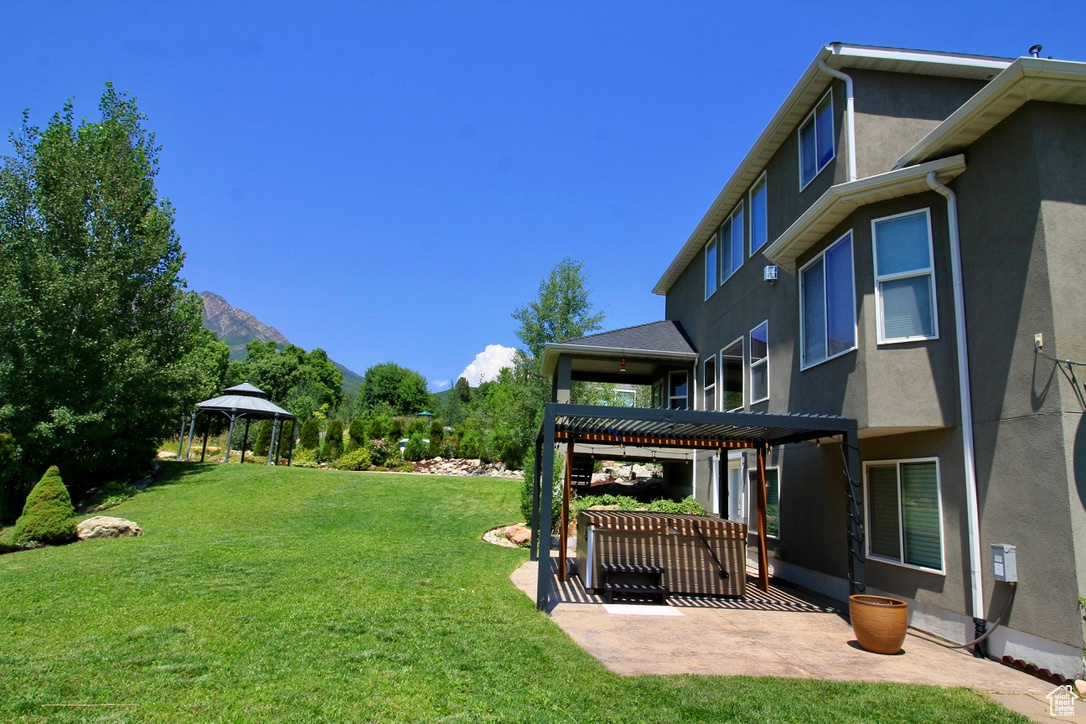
[652,43,1011,296]
[540,321,697,378]
[896,56,1086,168]
[764,154,967,273]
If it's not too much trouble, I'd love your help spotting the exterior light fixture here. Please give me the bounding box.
[620,358,627,372]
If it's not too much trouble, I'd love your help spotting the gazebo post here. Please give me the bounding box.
[240,418,251,463]
[535,404,557,612]
[224,411,237,462]
[184,411,197,461]
[756,443,770,593]
[176,415,187,460]
[530,437,543,562]
[286,421,295,466]
[268,415,280,465]
[200,415,211,462]
[559,441,573,581]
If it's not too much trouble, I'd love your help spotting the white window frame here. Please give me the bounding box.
[863,457,946,574]
[720,337,744,412]
[704,232,718,301]
[719,201,745,283]
[749,321,769,404]
[872,208,939,345]
[749,172,769,255]
[798,90,835,191]
[799,230,857,370]
[747,466,780,539]
[667,370,689,410]
[703,355,717,412]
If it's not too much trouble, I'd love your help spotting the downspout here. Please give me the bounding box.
[817,58,857,182]
[926,171,986,656]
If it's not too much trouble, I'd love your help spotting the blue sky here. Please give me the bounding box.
[4,1,1084,390]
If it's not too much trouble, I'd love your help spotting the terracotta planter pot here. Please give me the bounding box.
[849,594,908,654]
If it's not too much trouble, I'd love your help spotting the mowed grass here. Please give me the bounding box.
[0,464,1023,722]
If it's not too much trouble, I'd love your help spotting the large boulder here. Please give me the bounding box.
[504,523,531,546]
[77,516,143,540]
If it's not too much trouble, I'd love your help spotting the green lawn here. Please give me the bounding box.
[0,463,1023,722]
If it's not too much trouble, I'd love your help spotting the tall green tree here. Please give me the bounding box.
[230,341,343,416]
[357,362,430,416]
[0,84,205,497]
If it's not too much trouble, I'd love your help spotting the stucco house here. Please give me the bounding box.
[532,43,1086,678]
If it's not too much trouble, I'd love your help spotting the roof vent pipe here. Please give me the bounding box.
[817,57,857,182]
[1028,44,1042,58]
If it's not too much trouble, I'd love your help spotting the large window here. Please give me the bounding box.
[719,202,745,282]
[704,233,718,300]
[703,356,717,411]
[748,468,780,538]
[749,173,768,254]
[668,371,689,410]
[749,322,769,403]
[799,90,834,189]
[800,231,856,368]
[865,459,943,572]
[873,209,937,343]
[721,338,744,411]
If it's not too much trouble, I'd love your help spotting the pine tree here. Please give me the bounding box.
[323,420,343,461]
[12,466,77,545]
[299,417,321,451]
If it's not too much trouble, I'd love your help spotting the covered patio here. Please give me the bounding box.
[529,403,866,612]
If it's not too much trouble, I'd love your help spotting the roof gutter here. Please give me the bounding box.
[818,57,857,182]
[925,171,986,652]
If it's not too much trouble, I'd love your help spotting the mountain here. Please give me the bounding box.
[198,291,364,393]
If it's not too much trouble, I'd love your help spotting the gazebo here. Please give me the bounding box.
[178,382,297,465]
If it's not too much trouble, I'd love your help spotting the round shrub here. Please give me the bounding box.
[403,433,427,462]
[12,466,77,545]
[334,447,371,471]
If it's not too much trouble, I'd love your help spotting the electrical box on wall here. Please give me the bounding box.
[991,543,1018,583]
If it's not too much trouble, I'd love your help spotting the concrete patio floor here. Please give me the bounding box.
[511,555,1084,723]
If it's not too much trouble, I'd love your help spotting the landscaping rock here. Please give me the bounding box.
[77,516,143,540]
[504,523,531,545]
[1076,679,1086,698]
[413,458,523,479]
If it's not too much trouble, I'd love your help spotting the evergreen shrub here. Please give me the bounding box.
[403,433,427,462]
[12,466,78,545]
[334,447,371,471]
[323,420,344,461]
[347,420,365,451]
[254,420,273,457]
[299,417,321,451]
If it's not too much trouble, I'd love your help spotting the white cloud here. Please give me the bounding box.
[459,344,517,386]
[431,379,451,391]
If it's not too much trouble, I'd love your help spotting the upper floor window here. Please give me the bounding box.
[668,371,689,410]
[865,459,943,572]
[703,356,717,411]
[720,202,745,282]
[704,233,718,299]
[749,173,768,254]
[799,90,834,189]
[721,338,744,411]
[749,321,769,404]
[652,379,664,409]
[872,209,937,343]
[800,231,856,369]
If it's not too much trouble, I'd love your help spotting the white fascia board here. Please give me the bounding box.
[896,57,1086,168]
[825,43,1010,74]
[764,155,967,273]
[542,343,698,378]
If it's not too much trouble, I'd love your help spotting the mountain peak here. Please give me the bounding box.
[199,291,288,357]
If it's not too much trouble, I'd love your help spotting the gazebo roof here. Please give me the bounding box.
[196,382,295,419]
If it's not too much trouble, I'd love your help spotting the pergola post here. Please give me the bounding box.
[184,411,197,461]
[843,426,865,595]
[559,441,573,581]
[530,437,543,562]
[756,443,770,593]
[176,416,187,460]
[240,418,252,463]
[224,411,237,462]
[268,415,280,465]
[535,404,557,611]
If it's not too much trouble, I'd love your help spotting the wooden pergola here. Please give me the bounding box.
[529,403,865,612]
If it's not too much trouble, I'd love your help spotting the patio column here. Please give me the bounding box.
[559,441,573,581]
[755,443,770,593]
[843,426,865,595]
[530,436,543,562]
[536,403,557,611]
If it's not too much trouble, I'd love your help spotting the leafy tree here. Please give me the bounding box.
[323,420,343,461]
[253,420,273,457]
[0,433,20,523]
[511,257,604,360]
[232,341,344,416]
[347,420,364,451]
[357,362,430,416]
[12,466,77,545]
[0,85,205,498]
[299,417,321,451]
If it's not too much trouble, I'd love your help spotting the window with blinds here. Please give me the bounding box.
[865,459,943,571]
[873,209,938,343]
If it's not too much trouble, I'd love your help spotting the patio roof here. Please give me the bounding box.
[541,321,698,380]
[529,403,865,612]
